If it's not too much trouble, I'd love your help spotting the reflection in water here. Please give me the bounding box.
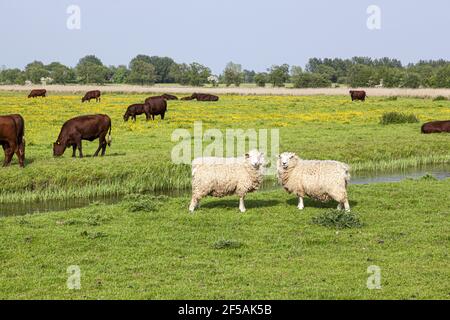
[0,164,449,217]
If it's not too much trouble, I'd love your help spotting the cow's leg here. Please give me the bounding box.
[15,145,24,168]
[101,143,107,156]
[94,135,106,157]
[161,112,165,120]
[76,140,83,158]
[3,144,15,167]
[72,145,77,158]
[152,115,155,120]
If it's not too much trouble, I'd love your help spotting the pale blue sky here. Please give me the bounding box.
[0,0,449,73]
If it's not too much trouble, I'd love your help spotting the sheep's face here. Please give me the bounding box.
[245,149,265,169]
[278,152,296,169]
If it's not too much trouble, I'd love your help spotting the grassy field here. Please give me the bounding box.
[0,178,449,299]
[0,91,449,299]
[0,92,449,203]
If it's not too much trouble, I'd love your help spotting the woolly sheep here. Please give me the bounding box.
[189,150,265,213]
[277,152,351,211]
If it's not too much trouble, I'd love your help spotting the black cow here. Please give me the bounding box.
[53,114,111,158]
[82,90,101,103]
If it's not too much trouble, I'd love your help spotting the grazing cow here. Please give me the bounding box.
[53,114,111,158]
[81,90,101,103]
[123,104,149,122]
[349,90,366,101]
[421,120,450,134]
[0,114,25,167]
[145,98,167,120]
[28,89,46,98]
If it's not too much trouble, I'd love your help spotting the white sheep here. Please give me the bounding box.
[189,150,265,213]
[277,152,351,211]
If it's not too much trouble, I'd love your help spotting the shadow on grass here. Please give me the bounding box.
[202,198,281,209]
[79,152,127,158]
[286,197,358,209]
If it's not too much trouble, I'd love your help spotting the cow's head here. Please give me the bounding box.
[123,112,130,122]
[53,140,66,156]
[81,96,86,103]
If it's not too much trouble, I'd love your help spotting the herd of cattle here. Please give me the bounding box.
[0,89,449,167]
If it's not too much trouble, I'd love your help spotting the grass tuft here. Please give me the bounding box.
[380,112,419,125]
[212,239,243,250]
[121,194,168,212]
[312,210,364,229]
[432,95,448,101]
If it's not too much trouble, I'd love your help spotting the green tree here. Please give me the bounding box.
[127,60,157,85]
[433,65,450,88]
[148,56,175,83]
[292,72,331,88]
[186,62,211,86]
[402,72,421,88]
[75,55,108,84]
[268,64,289,87]
[223,62,243,87]
[25,61,49,84]
[0,68,26,84]
[348,64,373,87]
[46,62,75,84]
[111,65,130,84]
[243,69,256,83]
[169,63,191,85]
[254,72,267,87]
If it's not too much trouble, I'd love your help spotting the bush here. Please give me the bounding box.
[254,72,267,87]
[433,95,448,101]
[121,194,168,212]
[292,72,332,88]
[312,210,363,229]
[380,112,419,125]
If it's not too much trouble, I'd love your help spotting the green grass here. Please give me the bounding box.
[0,92,449,203]
[0,178,449,299]
[380,112,419,125]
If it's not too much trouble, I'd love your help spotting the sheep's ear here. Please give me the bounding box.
[277,154,281,159]
[245,153,249,158]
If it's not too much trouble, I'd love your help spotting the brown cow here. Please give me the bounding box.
[53,114,111,158]
[82,90,101,103]
[0,114,25,167]
[192,93,219,101]
[145,98,167,120]
[145,94,178,103]
[421,120,450,134]
[28,89,46,98]
[123,104,149,122]
[349,90,366,101]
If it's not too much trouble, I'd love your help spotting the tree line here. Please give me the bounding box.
[1,55,449,88]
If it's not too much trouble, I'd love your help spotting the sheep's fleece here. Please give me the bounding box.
[189,150,265,212]
[277,152,350,210]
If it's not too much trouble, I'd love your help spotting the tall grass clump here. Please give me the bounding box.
[121,195,168,212]
[432,95,448,101]
[380,112,419,125]
[312,210,363,229]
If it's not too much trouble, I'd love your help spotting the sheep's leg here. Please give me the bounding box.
[297,196,304,210]
[337,203,343,210]
[343,200,350,212]
[239,197,246,213]
[189,197,199,212]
